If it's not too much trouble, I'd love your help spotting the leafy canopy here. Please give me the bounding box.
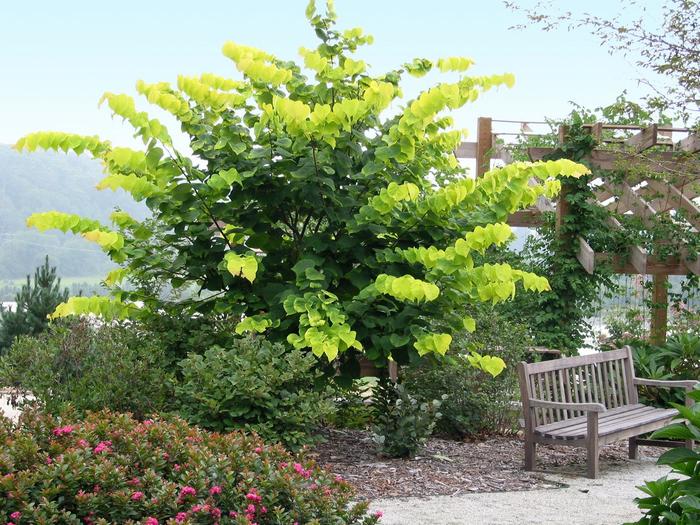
[15,0,588,372]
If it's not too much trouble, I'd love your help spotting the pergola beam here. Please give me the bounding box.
[606,216,648,274]
[454,141,476,158]
[528,147,700,175]
[507,208,544,227]
[646,179,700,230]
[604,181,657,222]
[625,124,658,152]
[595,254,689,275]
[681,248,700,276]
[678,133,700,153]
[577,236,596,275]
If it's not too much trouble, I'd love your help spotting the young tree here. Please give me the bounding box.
[507,0,700,125]
[15,1,588,375]
[0,256,69,352]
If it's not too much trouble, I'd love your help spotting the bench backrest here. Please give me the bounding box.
[517,347,638,428]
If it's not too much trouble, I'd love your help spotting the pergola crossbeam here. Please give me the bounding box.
[595,254,689,275]
[606,216,648,274]
[577,236,596,275]
[507,208,544,227]
[681,248,700,276]
[678,133,700,153]
[604,181,657,223]
[528,147,700,176]
[625,124,658,152]
[645,179,700,230]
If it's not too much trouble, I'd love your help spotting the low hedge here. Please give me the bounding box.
[0,409,380,525]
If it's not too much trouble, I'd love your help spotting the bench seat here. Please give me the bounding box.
[535,404,678,441]
[517,346,698,478]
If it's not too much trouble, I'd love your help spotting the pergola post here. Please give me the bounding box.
[555,125,571,238]
[650,274,669,345]
[476,117,492,178]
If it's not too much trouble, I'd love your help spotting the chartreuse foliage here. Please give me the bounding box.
[15,1,589,373]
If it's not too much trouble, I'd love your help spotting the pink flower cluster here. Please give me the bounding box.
[93,441,112,454]
[177,485,197,504]
[293,462,312,479]
[183,504,222,522]
[180,486,196,497]
[52,425,74,437]
[245,489,262,503]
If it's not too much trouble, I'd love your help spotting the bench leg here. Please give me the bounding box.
[587,439,600,479]
[524,439,536,471]
[586,412,600,479]
[686,393,695,450]
[629,437,639,459]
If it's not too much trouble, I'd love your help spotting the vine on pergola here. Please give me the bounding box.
[524,116,700,348]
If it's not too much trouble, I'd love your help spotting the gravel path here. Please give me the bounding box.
[0,389,22,421]
[369,458,666,525]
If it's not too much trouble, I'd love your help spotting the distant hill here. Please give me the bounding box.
[0,144,145,279]
[0,143,532,282]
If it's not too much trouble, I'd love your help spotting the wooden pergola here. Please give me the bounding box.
[457,118,700,344]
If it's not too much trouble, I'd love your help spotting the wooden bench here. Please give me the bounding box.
[517,346,698,478]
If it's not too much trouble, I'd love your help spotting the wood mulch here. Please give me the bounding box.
[309,428,663,500]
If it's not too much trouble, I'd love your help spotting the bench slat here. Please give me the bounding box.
[535,404,645,434]
[524,347,630,374]
[554,407,662,438]
[536,406,677,440]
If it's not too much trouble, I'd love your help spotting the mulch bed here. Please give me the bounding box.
[309,428,663,500]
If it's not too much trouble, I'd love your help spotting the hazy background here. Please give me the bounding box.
[0,0,662,283]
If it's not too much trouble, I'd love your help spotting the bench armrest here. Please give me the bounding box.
[528,399,607,412]
[634,378,699,389]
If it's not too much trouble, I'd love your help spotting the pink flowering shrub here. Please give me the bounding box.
[0,409,379,525]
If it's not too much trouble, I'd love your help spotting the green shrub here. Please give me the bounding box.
[403,308,530,437]
[0,409,380,525]
[623,335,700,407]
[599,306,648,352]
[371,380,444,458]
[326,379,375,430]
[656,334,700,379]
[138,310,240,371]
[0,321,174,418]
[626,389,700,525]
[176,336,335,450]
[669,303,700,338]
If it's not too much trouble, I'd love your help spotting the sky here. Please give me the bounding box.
[0,0,662,150]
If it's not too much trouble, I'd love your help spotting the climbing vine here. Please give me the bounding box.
[508,98,700,351]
